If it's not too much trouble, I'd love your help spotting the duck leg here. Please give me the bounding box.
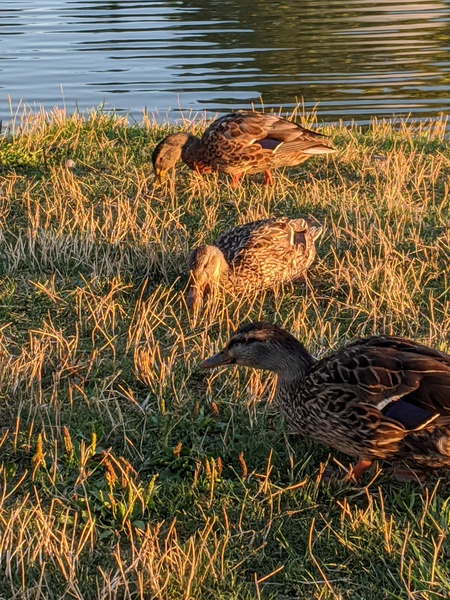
[231,173,243,187]
[264,169,274,186]
[323,458,372,483]
[346,459,373,482]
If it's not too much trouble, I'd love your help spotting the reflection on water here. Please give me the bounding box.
[1,0,450,124]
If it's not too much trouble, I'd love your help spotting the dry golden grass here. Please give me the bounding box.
[0,106,449,598]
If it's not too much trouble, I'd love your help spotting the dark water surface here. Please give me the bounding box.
[1,0,450,125]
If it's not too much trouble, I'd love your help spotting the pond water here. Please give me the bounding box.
[1,0,450,125]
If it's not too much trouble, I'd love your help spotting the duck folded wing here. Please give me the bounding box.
[328,339,450,430]
[206,112,334,152]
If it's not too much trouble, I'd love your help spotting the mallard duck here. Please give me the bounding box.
[200,322,450,481]
[152,111,337,185]
[186,217,323,311]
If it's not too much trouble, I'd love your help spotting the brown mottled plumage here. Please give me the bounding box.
[186,218,322,311]
[201,322,450,480]
[152,111,337,185]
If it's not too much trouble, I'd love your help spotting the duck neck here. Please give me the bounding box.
[181,135,205,169]
[243,337,315,383]
[272,342,315,384]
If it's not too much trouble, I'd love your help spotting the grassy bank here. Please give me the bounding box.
[0,107,449,599]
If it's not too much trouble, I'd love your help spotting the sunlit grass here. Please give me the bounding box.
[0,106,449,599]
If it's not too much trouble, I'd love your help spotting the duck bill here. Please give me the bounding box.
[200,350,234,369]
[154,169,167,185]
[186,284,204,312]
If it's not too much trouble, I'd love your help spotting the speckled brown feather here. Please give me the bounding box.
[201,323,450,475]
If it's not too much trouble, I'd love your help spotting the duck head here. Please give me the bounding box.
[152,133,191,184]
[186,245,229,311]
[200,321,315,377]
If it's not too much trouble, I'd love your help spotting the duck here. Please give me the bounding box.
[186,217,323,311]
[200,322,450,481]
[152,111,337,185]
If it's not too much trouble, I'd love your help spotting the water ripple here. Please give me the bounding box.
[0,0,450,124]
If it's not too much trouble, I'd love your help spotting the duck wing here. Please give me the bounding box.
[202,112,335,173]
[315,336,450,428]
[301,337,450,459]
[250,112,336,155]
[345,336,450,417]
